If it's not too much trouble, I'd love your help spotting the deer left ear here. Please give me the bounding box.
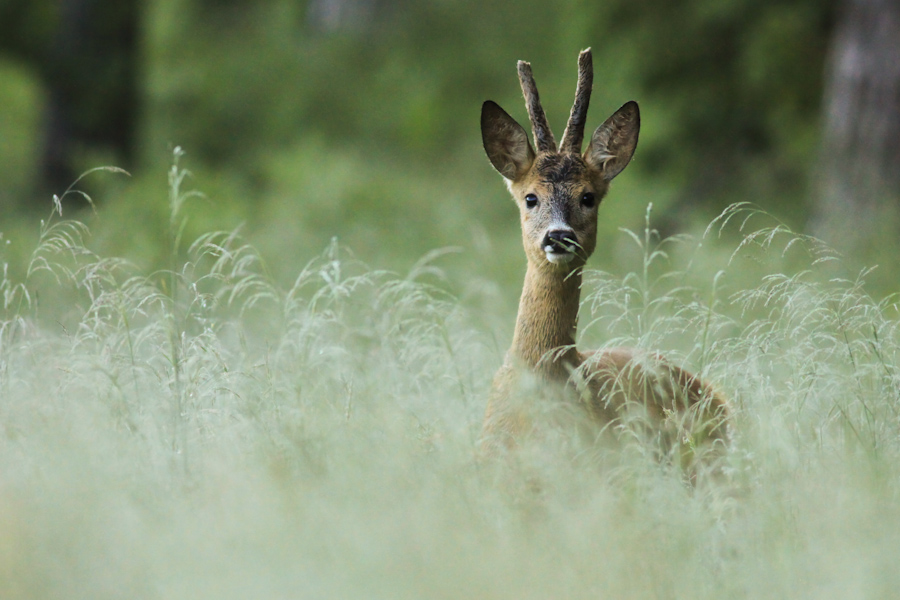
[584,101,640,181]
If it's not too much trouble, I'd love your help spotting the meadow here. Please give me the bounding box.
[1,153,899,599]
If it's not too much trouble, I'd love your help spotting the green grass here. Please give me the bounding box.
[1,158,900,599]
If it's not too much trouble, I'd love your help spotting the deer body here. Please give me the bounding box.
[480,50,728,455]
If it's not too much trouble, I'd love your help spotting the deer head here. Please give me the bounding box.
[481,49,640,270]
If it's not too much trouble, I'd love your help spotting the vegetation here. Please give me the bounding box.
[2,1,899,595]
[0,0,850,288]
[1,157,898,597]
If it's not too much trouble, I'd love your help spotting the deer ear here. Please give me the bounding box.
[481,101,535,181]
[584,101,640,181]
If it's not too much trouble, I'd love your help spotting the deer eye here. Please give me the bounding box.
[525,193,539,209]
[581,192,596,208]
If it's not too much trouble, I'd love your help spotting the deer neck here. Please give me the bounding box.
[510,261,582,378]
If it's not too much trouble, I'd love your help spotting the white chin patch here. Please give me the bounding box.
[544,248,575,264]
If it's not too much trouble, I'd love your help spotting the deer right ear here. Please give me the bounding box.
[481,101,535,181]
[584,101,640,181]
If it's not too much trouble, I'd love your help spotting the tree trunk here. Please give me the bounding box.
[813,0,900,253]
[42,0,140,200]
[307,0,379,32]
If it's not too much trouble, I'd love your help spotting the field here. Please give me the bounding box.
[1,157,899,599]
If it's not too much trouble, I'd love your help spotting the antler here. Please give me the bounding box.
[559,48,593,154]
[517,60,557,153]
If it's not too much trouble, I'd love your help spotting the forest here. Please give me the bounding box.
[1,0,900,597]
[1,0,896,288]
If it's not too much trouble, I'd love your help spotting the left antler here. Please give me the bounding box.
[559,48,593,154]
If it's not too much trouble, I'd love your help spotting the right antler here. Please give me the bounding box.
[517,60,557,153]
[559,48,593,154]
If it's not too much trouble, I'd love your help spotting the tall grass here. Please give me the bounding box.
[1,160,899,599]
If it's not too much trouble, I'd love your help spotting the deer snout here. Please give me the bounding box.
[542,229,578,264]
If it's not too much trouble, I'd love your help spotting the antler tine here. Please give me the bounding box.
[517,60,557,153]
[560,48,593,154]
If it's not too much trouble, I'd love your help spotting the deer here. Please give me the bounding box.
[480,49,729,467]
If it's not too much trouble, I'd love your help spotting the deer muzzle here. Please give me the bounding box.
[543,229,578,264]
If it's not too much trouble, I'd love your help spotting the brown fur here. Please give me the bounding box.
[480,49,729,460]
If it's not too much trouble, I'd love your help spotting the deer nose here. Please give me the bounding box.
[543,230,578,253]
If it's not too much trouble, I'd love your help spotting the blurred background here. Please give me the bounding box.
[0,0,898,296]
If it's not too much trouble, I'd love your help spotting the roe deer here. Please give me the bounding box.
[480,49,729,464]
